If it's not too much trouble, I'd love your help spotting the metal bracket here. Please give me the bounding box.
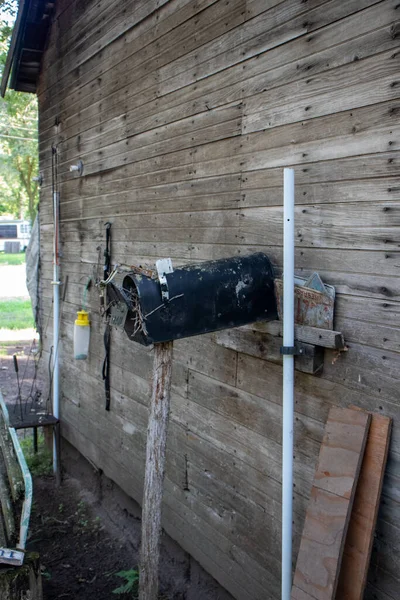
[280,344,304,356]
[156,258,173,302]
[69,159,84,176]
[110,301,129,330]
[32,173,43,186]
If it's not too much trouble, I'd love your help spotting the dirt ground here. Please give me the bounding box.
[28,476,139,599]
[0,341,139,599]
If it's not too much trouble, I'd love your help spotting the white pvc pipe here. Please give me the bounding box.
[52,191,60,477]
[282,168,295,600]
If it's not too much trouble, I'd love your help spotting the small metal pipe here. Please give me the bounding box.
[52,191,60,480]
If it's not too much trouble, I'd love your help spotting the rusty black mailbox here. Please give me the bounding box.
[115,253,277,346]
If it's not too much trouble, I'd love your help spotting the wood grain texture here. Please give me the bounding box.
[139,341,173,600]
[313,408,371,499]
[215,328,324,374]
[336,409,392,600]
[241,321,345,349]
[35,0,400,597]
[292,407,371,600]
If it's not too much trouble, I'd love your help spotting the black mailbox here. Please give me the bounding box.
[117,253,277,346]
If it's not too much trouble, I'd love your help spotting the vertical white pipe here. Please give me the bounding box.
[282,168,295,600]
[52,191,60,477]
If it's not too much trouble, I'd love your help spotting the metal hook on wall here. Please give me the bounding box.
[69,159,84,176]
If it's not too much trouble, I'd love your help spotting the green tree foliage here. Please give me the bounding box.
[0,0,39,223]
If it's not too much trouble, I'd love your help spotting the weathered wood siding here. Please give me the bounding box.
[37,1,400,598]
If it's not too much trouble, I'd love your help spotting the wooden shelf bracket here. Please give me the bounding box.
[215,321,345,375]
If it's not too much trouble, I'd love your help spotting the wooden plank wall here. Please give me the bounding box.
[36,1,400,598]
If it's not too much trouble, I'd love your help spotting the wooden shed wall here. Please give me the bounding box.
[37,1,400,598]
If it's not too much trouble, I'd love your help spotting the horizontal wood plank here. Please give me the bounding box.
[241,321,345,349]
[215,328,324,374]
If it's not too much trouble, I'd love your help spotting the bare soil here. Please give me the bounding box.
[1,341,138,599]
[28,475,137,599]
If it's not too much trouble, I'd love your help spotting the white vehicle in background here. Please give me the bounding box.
[0,219,31,252]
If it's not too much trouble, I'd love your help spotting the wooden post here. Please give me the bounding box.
[139,341,173,600]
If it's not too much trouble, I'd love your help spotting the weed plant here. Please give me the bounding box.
[20,433,52,476]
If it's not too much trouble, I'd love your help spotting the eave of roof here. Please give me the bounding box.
[1,0,54,98]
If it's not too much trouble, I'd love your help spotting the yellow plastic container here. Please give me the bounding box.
[74,310,90,359]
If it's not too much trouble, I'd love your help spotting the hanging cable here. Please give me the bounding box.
[82,276,92,312]
[102,222,112,411]
[35,206,43,340]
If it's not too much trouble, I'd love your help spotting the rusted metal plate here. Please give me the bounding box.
[275,274,335,329]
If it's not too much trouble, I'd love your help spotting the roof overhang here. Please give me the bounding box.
[1,0,54,97]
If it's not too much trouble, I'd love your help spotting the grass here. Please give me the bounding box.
[0,252,26,266]
[0,298,34,330]
[20,433,53,477]
[0,339,31,347]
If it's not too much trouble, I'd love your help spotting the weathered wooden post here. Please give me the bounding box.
[139,341,173,600]
[0,553,43,599]
[112,254,277,599]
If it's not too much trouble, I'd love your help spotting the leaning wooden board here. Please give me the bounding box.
[336,409,392,600]
[291,407,371,600]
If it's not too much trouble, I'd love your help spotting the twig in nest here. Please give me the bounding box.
[122,286,146,338]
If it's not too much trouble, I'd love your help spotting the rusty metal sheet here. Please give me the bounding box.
[275,275,335,329]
